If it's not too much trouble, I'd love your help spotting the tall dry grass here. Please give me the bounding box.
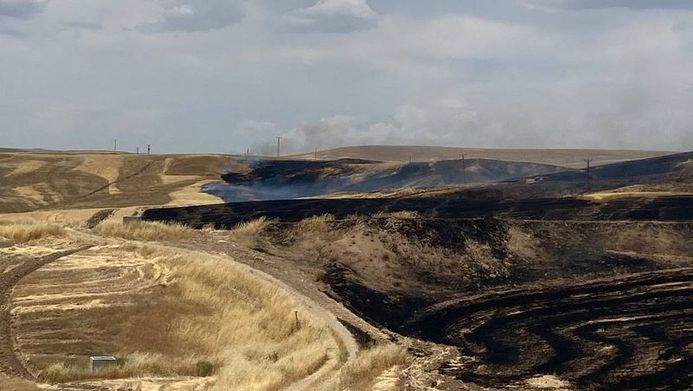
[373,210,420,219]
[39,353,209,383]
[92,221,191,241]
[0,374,41,391]
[0,219,65,243]
[150,246,335,390]
[295,214,336,232]
[229,217,275,247]
[321,344,409,390]
[230,217,275,237]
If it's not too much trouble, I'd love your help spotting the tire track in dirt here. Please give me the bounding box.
[0,246,91,379]
[405,268,693,389]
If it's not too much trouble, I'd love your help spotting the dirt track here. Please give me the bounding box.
[0,247,90,379]
[405,268,693,389]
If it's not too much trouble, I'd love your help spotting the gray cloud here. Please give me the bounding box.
[0,0,46,20]
[1,1,692,153]
[525,0,693,11]
[139,0,244,33]
[63,21,102,31]
[283,0,377,33]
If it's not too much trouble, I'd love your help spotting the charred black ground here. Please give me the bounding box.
[142,195,693,228]
[142,152,693,390]
[205,157,569,202]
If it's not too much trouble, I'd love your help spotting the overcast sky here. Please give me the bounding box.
[1,0,692,153]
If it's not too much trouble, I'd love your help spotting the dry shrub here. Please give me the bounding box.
[0,219,65,243]
[0,374,41,391]
[373,210,420,219]
[295,214,335,232]
[323,344,410,390]
[231,217,274,236]
[92,221,191,241]
[229,217,275,247]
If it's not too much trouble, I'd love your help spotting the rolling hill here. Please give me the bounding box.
[0,151,226,213]
[207,158,570,202]
[290,145,672,168]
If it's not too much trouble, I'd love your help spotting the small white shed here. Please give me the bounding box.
[90,355,117,371]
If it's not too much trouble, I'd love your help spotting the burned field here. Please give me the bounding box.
[144,190,693,390]
[406,268,693,389]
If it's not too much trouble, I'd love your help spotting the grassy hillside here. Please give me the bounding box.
[0,152,227,213]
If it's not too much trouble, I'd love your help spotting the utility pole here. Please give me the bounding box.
[461,154,467,184]
[275,137,281,157]
[584,158,592,180]
[113,139,118,152]
[136,147,139,154]
[246,148,250,161]
[147,144,151,155]
[314,147,318,160]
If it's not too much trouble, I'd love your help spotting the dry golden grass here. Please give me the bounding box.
[39,353,209,383]
[92,220,192,241]
[28,242,337,390]
[0,219,65,243]
[229,217,276,247]
[0,374,41,391]
[295,214,336,232]
[322,344,409,390]
[230,217,275,236]
[138,245,336,390]
[373,210,420,219]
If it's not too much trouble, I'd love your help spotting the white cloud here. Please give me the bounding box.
[1,1,692,152]
[283,0,377,33]
[524,0,693,11]
[138,0,245,33]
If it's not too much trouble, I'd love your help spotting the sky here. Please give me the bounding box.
[1,0,692,154]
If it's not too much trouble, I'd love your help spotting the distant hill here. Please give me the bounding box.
[0,151,227,213]
[290,145,672,168]
[208,158,569,202]
[536,151,693,183]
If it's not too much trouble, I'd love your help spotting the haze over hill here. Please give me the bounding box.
[207,157,569,202]
[290,146,672,168]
